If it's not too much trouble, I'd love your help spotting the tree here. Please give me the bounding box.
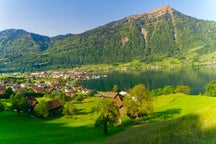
[112,84,120,93]
[92,98,120,135]
[62,102,77,117]
[124,84,153,119]
[205,81,216,96]
[34,100,49,118]
[6,87,15,98]
[175,85,190,95]
[150,88,163,97]
[163,85,175,95]
[11,93,29,115]
[0,100,4,112]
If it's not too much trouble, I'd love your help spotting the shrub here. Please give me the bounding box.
[175,85,190,94]
[62,102,77,117]
[150,88,164,97]
[163,85,175,95]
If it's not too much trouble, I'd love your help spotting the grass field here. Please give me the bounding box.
[2,94,216,144]
[104,94,216,144]
[0,97,122,144]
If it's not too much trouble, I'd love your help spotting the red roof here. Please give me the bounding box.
[48,99,62,111]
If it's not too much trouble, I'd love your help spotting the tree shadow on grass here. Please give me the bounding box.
[143,108,182,122]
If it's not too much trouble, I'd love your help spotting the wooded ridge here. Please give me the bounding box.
[1,5,216,72]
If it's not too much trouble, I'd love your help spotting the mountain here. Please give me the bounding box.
[1,5,216,72]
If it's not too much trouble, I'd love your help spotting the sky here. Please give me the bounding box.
[0,0,216,37]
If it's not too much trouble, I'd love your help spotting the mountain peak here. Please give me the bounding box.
[127,5,174,20]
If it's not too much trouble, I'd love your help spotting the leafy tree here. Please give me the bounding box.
[92,98,120,135]
[112,84,120,93]
[62,102,77,117]
[150,88,163,97]
[4,87,15,98]
[34,100,49,118]
[163,85,175,95]
[205,81,216,96]
[0,101,4,112]
[175,85,190,95]
[124,84,153,119]
[74,93,85,103]
[11,93,30,115]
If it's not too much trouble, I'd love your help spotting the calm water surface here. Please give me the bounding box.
[81,67,216,95]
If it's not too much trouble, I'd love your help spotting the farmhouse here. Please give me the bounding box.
[103,92,124,108]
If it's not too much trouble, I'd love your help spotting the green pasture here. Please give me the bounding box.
[2,94,216,144]
[105,94,216,144]
[0,97,121,144]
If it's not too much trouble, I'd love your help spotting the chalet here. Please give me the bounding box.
[48,99,62,112]
[103,92,124,109]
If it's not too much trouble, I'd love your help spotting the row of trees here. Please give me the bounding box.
[150,85,191,97]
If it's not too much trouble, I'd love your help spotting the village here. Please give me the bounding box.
[0,69,124,116]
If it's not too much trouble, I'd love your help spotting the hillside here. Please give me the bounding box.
[1,5,216,72]
[104,94,216,144]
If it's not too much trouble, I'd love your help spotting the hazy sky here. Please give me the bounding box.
[0,0,216,36]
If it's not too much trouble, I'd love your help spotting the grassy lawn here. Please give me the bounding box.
[104,94,216,144]
[0,97,122,144]
[2,94,216,144]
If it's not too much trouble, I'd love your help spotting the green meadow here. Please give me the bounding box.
[1,94,216,144]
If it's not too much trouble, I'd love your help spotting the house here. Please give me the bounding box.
[0,86,6,94]
[48,99,62,112]
[103,92,124,108]
[32,85,45,93]
[65,92,76,98]
[26,96,38,107]
[26,96,38,111]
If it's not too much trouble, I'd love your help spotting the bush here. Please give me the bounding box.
[62,102,77,117]
[150,88,164,97]
[205,80,216,96]
[163,85,175,95]
[175,85,190,94]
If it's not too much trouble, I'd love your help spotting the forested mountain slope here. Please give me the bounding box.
[1,6,216,72]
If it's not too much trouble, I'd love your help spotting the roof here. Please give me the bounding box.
[26,96,38,107]
[103,92,118,98]
[32,85,45,93]
[104,92,124,108]
[0,86,6,94]
[114,96,123,108]
[48,99,62,111]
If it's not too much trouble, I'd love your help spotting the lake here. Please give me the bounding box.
[81,67,216,95]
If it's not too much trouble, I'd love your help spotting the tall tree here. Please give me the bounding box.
[92,98,120,135]
[11,93,29,115]
[112,84,120,93]
[33,100,49,118]
[124,84,153,119]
